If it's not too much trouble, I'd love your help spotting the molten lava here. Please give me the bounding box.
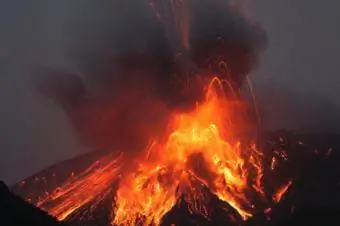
[113,77,263,225]
[36,153,123,220]
[34,77,277,225]
[24,0,293,224]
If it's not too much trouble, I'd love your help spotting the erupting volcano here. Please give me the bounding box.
[12,0,300,225]
[33,76,271,225]
[113,77,264,224]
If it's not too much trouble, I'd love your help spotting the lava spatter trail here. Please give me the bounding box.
[36,153,123,221]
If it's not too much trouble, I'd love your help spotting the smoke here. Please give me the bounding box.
[36,0,267,153]
[254,80,340,133]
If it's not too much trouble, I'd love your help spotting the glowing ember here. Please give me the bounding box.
[272,180,292,203]
[270,157,277,170]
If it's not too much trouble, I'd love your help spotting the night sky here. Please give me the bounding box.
[0,1,339,184]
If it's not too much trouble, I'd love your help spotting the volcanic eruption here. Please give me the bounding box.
[14,1,297,225]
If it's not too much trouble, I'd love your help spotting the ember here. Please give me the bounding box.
[272,181,292,203]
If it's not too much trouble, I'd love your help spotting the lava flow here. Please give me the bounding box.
[36,153,123,220]
[34,77,270,225]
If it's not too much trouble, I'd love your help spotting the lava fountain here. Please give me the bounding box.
[29,1,287,225]
[113,77,264,225]
[35,76,268,225]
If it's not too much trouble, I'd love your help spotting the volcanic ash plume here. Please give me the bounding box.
[33,0,273,225]
[37,0,266,153]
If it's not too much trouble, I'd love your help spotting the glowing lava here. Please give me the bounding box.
[23,0,293,223]
[36,153,123,220]
[113,77,264,225]
[32,77,293,226]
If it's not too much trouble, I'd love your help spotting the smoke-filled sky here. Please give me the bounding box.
[1,1,339,184]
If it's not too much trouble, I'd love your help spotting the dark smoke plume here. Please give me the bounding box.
[36,0,267,153]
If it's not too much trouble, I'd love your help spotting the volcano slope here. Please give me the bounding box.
[10,131,340,226]
[0,181,65,226]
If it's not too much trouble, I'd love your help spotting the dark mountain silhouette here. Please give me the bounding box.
[0,181,66,226]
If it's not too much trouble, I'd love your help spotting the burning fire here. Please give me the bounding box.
[34,77,278,225]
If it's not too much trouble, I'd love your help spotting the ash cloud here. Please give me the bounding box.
[253,81,340,134]
[37,1,267,152]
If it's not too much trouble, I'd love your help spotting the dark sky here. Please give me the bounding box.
[248,0,340,132]
[1,1,339,184]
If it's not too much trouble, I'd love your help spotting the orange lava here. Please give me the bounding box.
[36,153,123,220]
[113,77,264,225]
[35,77,277,225]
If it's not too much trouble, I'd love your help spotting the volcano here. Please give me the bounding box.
[11,131,340,226]
[17,79,272,225]
[10,1,340,225]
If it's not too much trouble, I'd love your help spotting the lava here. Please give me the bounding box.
[34,77,272,225]
[28,1,291,225]
[36,153,123,220]
[113,77,264,225]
